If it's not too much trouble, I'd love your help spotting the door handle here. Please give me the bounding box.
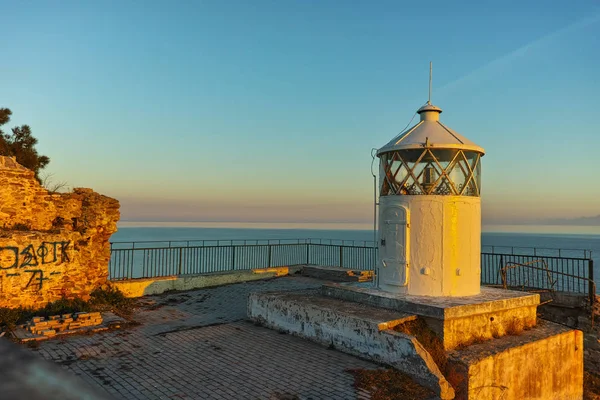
[380,239,386,246]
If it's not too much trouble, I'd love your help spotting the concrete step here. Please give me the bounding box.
[302,265,374,282]
[446,319,582,400]
[248,290,455,399]
[250,289,415,331]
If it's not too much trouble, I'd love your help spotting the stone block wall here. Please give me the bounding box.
[0,156,120,308]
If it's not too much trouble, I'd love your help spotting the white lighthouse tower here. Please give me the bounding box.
[376,77,485,296]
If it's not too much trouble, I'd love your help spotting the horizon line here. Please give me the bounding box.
[116,220,600,232]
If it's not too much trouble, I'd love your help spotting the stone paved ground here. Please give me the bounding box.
[27,277,380,399]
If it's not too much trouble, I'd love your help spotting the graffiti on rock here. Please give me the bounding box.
[0,241,71,269]
[24,269,50,290]
[0,241,71,291]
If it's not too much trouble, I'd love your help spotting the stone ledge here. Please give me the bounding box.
[322,283,540,319]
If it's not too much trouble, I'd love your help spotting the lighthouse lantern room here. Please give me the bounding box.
[376,90,485,297]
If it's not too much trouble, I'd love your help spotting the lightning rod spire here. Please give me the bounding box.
[428,61,432,105]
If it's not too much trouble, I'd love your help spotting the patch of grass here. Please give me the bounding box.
[346,368,435,400]
[0,285,134,330]
[491,323,501,339]
[455,334,489,349]
[505,317,525,336]
[0,307,35,330]
[394,318,447,372]
[42,297,92,316]
[89,285,134,316]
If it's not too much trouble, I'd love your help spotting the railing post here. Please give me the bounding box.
[306,243,310,265]
[589,259,595,305]
[268,244,272,268]
[340,246,343,268]
[231,246,236,270]
[178,247,183,275]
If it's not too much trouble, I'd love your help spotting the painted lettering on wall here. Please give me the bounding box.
[0,241,71,270]
[0,241,71,291]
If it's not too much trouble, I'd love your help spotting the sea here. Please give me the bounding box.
[110,222,600,284]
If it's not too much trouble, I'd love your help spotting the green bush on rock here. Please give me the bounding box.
[0,285,134,330]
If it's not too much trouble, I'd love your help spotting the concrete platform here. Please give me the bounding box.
[322,283,539,350]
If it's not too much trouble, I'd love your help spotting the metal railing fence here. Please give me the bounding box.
[109,240,594,299]
[480,253,594,302]
[481,245,592,259]
[109,242,376,281]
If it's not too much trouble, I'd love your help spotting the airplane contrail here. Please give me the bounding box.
[437,11,600,95]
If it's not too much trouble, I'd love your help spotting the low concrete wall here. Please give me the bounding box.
[537,291,590,328]
[111,266,302,297]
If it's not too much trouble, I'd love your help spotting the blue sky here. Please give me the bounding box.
[2,1,599,226]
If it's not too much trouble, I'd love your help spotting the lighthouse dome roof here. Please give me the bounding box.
[377,104,485,156]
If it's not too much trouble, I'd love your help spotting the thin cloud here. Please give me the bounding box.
[437,11,600,95]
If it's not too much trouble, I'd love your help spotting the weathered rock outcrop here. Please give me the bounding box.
[0,156,120,308]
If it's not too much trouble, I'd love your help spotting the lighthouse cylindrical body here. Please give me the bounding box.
[375,103,485,297]
[378,195,481,296]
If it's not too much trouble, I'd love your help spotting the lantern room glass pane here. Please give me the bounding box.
[379,149,482,197]
[476,161,481,194]
[463,151,482,196]
[430,148,459,163]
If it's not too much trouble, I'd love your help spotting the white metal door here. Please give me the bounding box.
[380,206,409,286]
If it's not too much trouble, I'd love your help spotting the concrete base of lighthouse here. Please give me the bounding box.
[322,283,540,351]
[248,281,583,399]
